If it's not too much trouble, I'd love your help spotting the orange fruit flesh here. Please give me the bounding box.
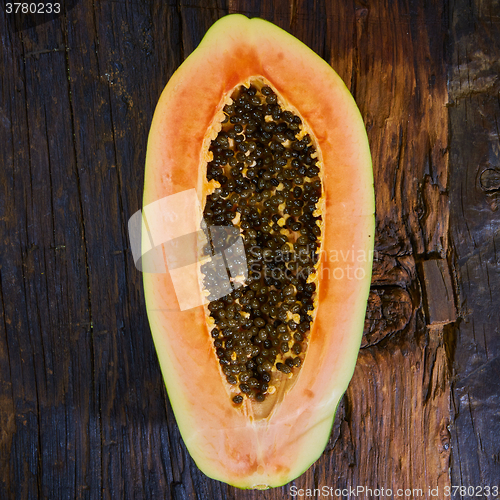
[143,15,374,488]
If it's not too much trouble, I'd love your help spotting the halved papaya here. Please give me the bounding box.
[142,14,374,489]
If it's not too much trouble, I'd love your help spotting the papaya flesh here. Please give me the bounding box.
[142,14,374,489]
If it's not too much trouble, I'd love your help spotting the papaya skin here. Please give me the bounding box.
[143,14,374,488]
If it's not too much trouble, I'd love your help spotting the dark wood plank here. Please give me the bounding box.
[60,1,208,498]
[0,9,95,499]
[448,0,500,489]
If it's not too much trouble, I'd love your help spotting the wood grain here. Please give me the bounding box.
[0,0,497,498]
[448,0,500,488]
[421,259,456,325]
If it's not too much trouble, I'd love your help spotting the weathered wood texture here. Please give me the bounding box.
[0,0,496,498]
[448,0,500,489]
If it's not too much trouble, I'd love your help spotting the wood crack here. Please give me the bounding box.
[177,0,185,62]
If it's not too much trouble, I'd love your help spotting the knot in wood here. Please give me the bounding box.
[362,287,412,347]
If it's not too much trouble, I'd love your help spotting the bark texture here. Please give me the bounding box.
[0,0,497,498]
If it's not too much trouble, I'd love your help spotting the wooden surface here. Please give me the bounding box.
[448,0,500,489]
[0,0,499,498]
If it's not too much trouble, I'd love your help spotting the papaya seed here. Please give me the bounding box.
[203,83,323,403]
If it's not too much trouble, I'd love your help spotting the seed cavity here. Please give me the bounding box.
[203,82,322,404]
